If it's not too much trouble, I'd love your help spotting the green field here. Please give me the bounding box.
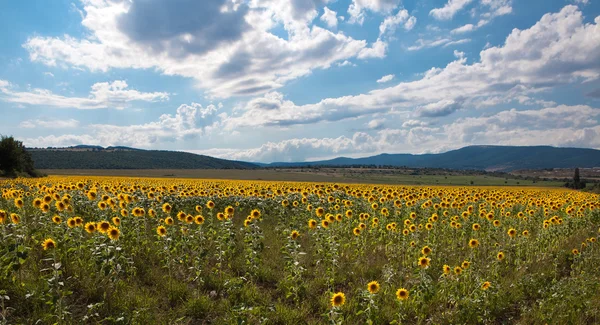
[40,169,565,187]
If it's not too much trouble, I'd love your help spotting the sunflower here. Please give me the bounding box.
[97,221,111,233]
[206,201,215,209]
[507,228,517,238]
[195,215,205,225]
[225,206,234,216]
[162,203,172,213]
[396,288,409,301]
[522,230,529,237]
[42,238,56,250]
[195,205,203,213]
[418,256,431,269]
[572,248,580,255]
[481,281,491,290]
[107,227,120,241]
[331,292,346,307]
[367,281,380,294]
[468,239,479,248]
[165,217,174,225]
[41,203,50,213]
[281,200,289,207]
[251,209,261,219]
[74,217,83,226]
[84,222,97,234]
[14,198,24,209]
[67,218,77,228]
[421,246,432,256]
[185,214,194,224]
[442,264,451,275]
[454,266,463,275]
[112,216,121,226]
[345,210,353,218]
[10,213,20,224]
[321,220,330,228]
[316,207,325,217]
[157,225,167,237]
[472,223,481,231]
[308,219,317,229]
[290,230,300,240]
[461,260,470,269]
[244,219,251,227]
[353,227,361,236]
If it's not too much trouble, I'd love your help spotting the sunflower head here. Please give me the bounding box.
[157,225,167,237]
[85,222,96,234]
[468,239,479,248]
[443,264,451,274]
[331,292,346,307]
[290,230,300,240]
[418,256,431,269]
[421,246,432,255]
[367,281,380,294]
[107,227,120,241]
[396,288,409,301]
[481,281,491,290]
[308,219,317,229]
[42,238,56,250]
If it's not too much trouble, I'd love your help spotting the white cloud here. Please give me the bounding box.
[358,39,388,59]
[210,104,600,162]
[0,80,169,109]
[430,0,474,20]
[337,60,356,67]
[23,0,373,98]
[367,118,385,129]
[379,9,417,36]
[20,118,79,129]
[451,23,475,34]
[348,0,402,25]
[407,37,470,51]
[377,74,395,83]
[44,72,54,77]
[221,6,600,129]
[22,102,220,148]
[573,0,589,4]
[320,6,339,28]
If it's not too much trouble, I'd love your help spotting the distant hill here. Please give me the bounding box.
[266,146,600,171]
[29,146,257,169]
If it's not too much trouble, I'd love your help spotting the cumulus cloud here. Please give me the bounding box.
[430,0,474,20]
[376,74,395,83]
[22,102,220,148]
[320,6,339,28]
[0,80,168,109]
[221,6,600,129]
[23,0,373,98]
[416,99,464,117]
[210,104,600,162]
[20,118,79,129]
[357,39,388,59]
[379,9,417,36]
[348,0,402,24]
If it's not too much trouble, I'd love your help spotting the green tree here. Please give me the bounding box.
[0,135,38,177]
[574,168,581,187]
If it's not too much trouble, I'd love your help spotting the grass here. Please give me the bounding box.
[39,169,564,187]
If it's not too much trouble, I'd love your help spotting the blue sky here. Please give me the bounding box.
[1,0,599,162]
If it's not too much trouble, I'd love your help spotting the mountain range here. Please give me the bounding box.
[28,145,600,172]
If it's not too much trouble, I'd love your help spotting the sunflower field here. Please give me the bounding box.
[1,176,599,324]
